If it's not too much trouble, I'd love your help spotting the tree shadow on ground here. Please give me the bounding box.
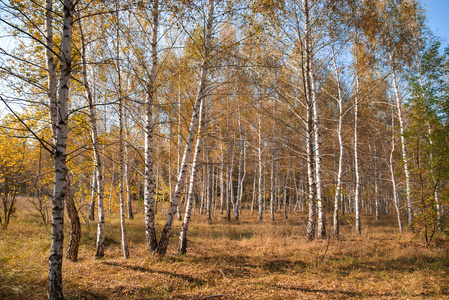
[102,261,207,286]
[332,254,449,276]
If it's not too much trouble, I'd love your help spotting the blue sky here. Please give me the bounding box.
[422,0,449,47]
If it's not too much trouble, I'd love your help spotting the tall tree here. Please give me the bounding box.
[144,0,159,253]
[47,1,75,298]
[156,0,215,255]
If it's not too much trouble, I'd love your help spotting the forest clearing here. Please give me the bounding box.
[1,198,448,299]
[1,0,449,298]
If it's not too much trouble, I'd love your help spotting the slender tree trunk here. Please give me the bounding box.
[331,43,344,238]
[156,0,214,255]
[220,142,225,214]
[314,85,325,238]
[118,93,129,258]
[108,160,114,214]
[178,99,204,254]
[169,128,174,217]
[80,18,106,258]
[354,54,361,236]
[144,0,159,253]
[283,167,289,220]
[257,103,263,222]
[47,1,74,298]
[304,0,316,242]
[45,0,57,143]
[227,148,234,221]
[390,54,413,228]
[177,62,183,221]
[270,157,275,221]
[116,5,129,259]
[125,131,133,220]
[235,136,245,220]
[65,176,80,262]
[206,139,212,220]
[88,171,96,221]
[373,136,380,221]
[251,172,256,215]
[389,107,403,233]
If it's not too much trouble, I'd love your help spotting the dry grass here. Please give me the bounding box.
[1,198,448,299]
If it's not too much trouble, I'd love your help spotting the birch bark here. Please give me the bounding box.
[389,53,413,228]
[331,42,344,237]
[144,0,159,253]
[178,99,204,254]
[79,17,106,258]
[115,5,130,259]
[354,63,361,236]
[47,1,74,298]
[303,0,317,241]
[389,106,403,233]
[156,0,215,255]
[257,101,263,222]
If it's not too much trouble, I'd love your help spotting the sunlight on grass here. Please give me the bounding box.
[0,200,448,299]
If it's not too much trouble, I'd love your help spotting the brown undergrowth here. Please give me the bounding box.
[1,199,448,299]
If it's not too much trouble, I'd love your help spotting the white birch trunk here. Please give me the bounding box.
[79,15,106,258]
[88,171,96,221]
[227,148,235,221]
[389,107,403,233]
[331,43,344,237]
[303,0,316,241]
[156,0,214,255]
[45,0,57,143]
[177,64,183,221]
[144,0,159,253]
[47,1,74,298]
[354,68,361,236]
[220,141,225,214]
[125,139,133,220]
[118,89,129,259]
[178,99,204,254]
[353,42,362,236]
[283,168,289,220]
[206,143,212,221]
[314,85,325,238]
[124,98,133,220]
[251,172,256,215]
[116,6,129,259]
[389,54,413,227]
[257,101,263,221]
[373,136,380,221]
[235,137,246,220]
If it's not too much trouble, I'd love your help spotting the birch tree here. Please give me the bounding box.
[79,13,107,259]
[156,0,215,255]
[47,1,75,298]
[178,98,205,254]
[144,0,159,253]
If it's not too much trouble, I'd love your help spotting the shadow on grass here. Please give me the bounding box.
[66,288,109,300]
[271,283,447,298]
[102,261,207,286]
[189,253,307,273]
[333,254,449,276]
[270,283,390,298]
[0,272,46,299]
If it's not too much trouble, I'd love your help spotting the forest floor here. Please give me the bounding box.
[1,198,449,299]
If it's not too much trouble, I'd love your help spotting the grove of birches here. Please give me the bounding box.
[0,0,448,299]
